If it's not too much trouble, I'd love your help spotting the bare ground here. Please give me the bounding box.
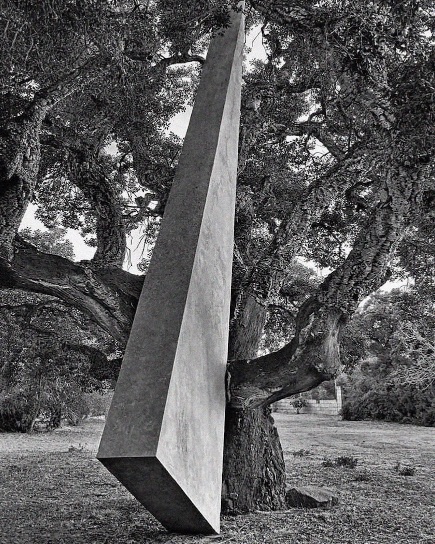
[0,414,434,544]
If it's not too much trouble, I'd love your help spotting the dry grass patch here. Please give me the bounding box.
[0,414,434,543]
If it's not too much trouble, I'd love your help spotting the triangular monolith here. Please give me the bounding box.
[97,7,244,534]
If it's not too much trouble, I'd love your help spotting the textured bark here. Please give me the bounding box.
[0,101,49,260]
[66,149,127,268]
[229,294,268,360]
[222,405,286,514]
[249,1,332,31]
[225,287,286,513]
[228,301,340,408]
[0,237,142,343]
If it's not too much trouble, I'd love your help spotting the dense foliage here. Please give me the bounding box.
[0,286,117,431]
[341,288,435,426]
[342,373,435,426]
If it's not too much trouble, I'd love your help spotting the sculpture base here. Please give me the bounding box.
[100,457,218,534]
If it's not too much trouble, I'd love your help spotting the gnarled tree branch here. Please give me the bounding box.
[0,237,142,343]
[228,162,424,408]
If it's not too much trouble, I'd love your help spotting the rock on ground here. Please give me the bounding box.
[285,485,338,508]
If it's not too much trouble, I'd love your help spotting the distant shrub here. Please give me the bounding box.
[322,456,358,469]
[292,449,311,457]
[68,443,85,453]
[64,394,91,426]
[341,383,435,427]
[0,338,109,432]
[335,455,358,468]
[340,288,435,428]
[0,387,92,432]
[0,389,36,432]
[291,398,308,414]
[335,456,359,468]
[394,462,416,476]
[306,380,336,401]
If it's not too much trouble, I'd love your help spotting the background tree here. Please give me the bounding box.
[0,0,434,513]
[0,285,119,431]
[340,287,435,427]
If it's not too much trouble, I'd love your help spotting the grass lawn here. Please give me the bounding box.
[0,414,434,544]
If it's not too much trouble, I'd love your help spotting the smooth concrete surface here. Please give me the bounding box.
[102,457,217,533]
[97,7,244,535]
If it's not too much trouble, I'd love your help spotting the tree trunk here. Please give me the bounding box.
[28,375,44,433]
[229,294,268,360]
[0,101,48,260]
[48,405,62,430]
[224,288,287,513]
[64,144,127,269]
[222,405,286,514]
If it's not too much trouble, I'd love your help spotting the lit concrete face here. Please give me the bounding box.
[97,8,244,535]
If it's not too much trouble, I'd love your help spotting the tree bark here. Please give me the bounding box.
[0,100,49,260]
[222,405,286,514]
[249,1,335,31]
[66,148,127,269]
[229,294,268,360]
[224,282,286,512]
[0,237,142,343]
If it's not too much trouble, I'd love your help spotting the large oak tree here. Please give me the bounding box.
[1,0,434,512]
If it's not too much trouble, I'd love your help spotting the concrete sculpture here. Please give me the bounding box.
[97,6,244,535]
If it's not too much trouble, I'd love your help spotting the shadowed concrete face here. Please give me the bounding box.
[97,7,244,535]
